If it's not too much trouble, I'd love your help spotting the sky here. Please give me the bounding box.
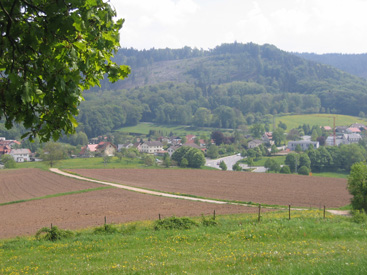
[110,0,367,54]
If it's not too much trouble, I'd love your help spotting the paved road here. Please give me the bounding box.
[205,155,243,171]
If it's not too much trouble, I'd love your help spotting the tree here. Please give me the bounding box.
[172,146,205,168]
[163,153,171,168]
[1,154,16,168]
[144,155,155,166]
[270,144,278,155]
[299,153,311,169]
[206,144,219,159]
[272,127,285,146]
[264,158,280,172]
[250,124,264,138]
[180,157,188,168]
[232,162,242,171]
[211,131,225,146]
[219,161,227,171]
[0,1,130,142]
[278,121,287,130]
[280,165,291,174]
[285,153,299,173]
[295,144,302,153]
[298,166,310,175]
[348,162,367,212]
[41,142,65,167]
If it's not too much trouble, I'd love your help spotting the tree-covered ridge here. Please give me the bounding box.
[75,43,367,138]
[295,52,367,79]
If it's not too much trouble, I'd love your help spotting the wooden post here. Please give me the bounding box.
[104,216,107,225]
[51,223,53,229]
[213,210,216,220]
[159,214,161,220]
[323,205,326,219]
[289,205,291,220]
[258,204,261,222]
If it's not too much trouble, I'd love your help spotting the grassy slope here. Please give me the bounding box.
[1,211,366,274]
[275,114,367,131]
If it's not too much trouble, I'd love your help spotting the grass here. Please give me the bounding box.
[1,210,367,274]
[251,155,286,166]
[275,114,367,131]
[116,122,214,136]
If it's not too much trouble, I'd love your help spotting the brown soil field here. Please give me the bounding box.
[0,168,102,204]
[70,169,351,208]
[0,187,264,239]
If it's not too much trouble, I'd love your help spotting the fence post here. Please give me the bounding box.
[159,214,161,220]
[258,204,261,222]
[104,216,107,225]
[213,210,216,220]
[289,205,291,220]
[323,205,326,219]
[51,223,53,229]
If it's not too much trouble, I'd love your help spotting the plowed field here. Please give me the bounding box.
[0,169,267,239]
[70,169,351,208]
[0,168,101,204]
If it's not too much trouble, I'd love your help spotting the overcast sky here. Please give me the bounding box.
[110,0,367,54]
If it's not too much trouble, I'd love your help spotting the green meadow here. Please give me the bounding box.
[116,122,213,137]
[1,210,366,274]
[275,114,367,131]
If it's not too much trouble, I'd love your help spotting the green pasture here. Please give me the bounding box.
[1,210,367,274]
[275,114,366,131]
[116,122,226,137]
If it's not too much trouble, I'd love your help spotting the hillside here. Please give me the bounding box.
[295,52,367,79]
[75,43,367,137]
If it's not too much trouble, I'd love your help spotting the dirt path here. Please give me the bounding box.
[50,168,238,206]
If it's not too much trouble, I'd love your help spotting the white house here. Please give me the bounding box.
[342,133,362,144]
[9,149,31,162]
[248,139,264,149]
[140,141,164,154]
[287,140,319,151]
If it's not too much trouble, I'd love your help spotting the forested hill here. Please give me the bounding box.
[77,43,367,138]
[295,52,367,79]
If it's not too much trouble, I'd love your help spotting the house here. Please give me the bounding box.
[323,126,332,131]
[0,145,11,155]
[140,141,164,154]
[346,127,361,134]
[9,148,31,162]
[167,145,181,156]
[248,139,264,149]
[0,139,21,148]
[117,143,133,151]
[262,132,274,145]
[325,136,345,146]
[95,142,117,156]
[287,140,319,151]
[79,144,98,158]
[335,126,348,134]
[343,133,362,144]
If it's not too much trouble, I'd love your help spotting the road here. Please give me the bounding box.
[205,155,243,171]
[205,154,268,172]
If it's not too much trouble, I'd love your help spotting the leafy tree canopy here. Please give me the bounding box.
[0,0,130,142]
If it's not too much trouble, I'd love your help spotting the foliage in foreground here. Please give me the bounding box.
[1,211,367,274]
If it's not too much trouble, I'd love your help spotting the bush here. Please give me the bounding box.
[35,226,74,241]
[351,210,367,224]
[93,224,118,234]
[201,215,218,227]
[280,165,291,174]
[154,216,198,230]
[232,162,242,171]
[298,166,310,175]
[219,161,227,171]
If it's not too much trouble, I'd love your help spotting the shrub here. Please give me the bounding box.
[93,224,118,234]
[232,162,242,171]
[351,210,367,224]
[219,161,227,171]
[154,216,198,230]
[35,226,74,241]
[280,165,291,174]
[201,215,218,227]
[298,166,310,175]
